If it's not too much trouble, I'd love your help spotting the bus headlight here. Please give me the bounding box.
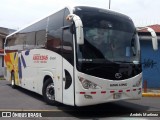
[78,77,101,89]
[133,77,142,87]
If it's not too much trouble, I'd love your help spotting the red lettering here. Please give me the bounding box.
[33,55,48,61]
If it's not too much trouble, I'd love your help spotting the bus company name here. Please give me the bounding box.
[33,54,48,63]
[33,54,48,61]
[110,83,127,87]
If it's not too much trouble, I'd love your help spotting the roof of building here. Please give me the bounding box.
[0,27,8,36]
[0,27,15,37]
[138,24,160,33]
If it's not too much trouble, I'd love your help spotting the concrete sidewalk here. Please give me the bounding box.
[142,89,160,97]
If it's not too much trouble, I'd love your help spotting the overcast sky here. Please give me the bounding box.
[0,0,160,29]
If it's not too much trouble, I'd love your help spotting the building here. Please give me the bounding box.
[138,24,160,88]
[0,27,15,76]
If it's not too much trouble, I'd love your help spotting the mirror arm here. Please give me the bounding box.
[137,27,158,50]
[66,14,84,45]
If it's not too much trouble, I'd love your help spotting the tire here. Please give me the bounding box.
[11,72,16,89]
[42,79,56,105]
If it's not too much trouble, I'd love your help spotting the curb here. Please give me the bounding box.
[142,93,160,97]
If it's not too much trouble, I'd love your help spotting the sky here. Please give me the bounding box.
[0,0,160,30]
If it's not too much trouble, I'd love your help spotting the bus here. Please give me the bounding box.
[4,6,158,106]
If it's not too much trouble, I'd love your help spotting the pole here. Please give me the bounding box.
[109,0,111,9]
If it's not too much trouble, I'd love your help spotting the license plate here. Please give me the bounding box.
[113,93,121,99]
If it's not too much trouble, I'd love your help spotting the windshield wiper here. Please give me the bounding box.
[85,65,112,71]
[114,60,140,64]
[114,61,133,64]
[78,59,112,63]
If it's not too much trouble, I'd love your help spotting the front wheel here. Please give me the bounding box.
[42,79,56,105]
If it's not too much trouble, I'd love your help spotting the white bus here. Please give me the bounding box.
[3,6,157,106]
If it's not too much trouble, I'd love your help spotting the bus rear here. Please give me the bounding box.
[72,6,142,106]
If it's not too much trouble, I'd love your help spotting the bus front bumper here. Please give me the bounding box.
[75,87,142,106]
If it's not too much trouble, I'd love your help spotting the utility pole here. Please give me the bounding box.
[109,0,111,9]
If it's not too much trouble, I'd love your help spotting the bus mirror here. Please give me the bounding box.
[66,14,84,45]
[152,37,158,51]
[147,27,158,51]
[76,25,84,45]
[137,27,158,50]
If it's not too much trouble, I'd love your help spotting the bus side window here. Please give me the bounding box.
[46,9,64,54]
[6,36,15,48]
[34,18,48,48]
[20,17,48,50]
[8,34,23,51]
[36,30,46,48]
[62,8,74,65]
[24,32,36,49]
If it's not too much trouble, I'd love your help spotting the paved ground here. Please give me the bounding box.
[0,80,160,120]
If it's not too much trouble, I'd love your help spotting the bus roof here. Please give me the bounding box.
[6,6,132,38]
[6,6,73,38]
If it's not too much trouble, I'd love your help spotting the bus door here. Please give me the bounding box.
[62,9,75,106]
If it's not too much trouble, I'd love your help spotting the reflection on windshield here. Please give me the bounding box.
[77,27,139,63]
[74,7,142,80]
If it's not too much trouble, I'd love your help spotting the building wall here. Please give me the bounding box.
[140,40,160,88]
[0,37,3,48]
[0,37,3,76]
[0,57,3,76]
[0,27,15,77]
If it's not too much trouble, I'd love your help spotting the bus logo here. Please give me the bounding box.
[115,73,122,79]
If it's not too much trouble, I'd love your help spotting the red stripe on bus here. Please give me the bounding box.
[119,90,123,93]
[101,91,106,94]
[126,89,130,92]
[110,90,115,93]
[91,92,96,94]
[133,89,136,91]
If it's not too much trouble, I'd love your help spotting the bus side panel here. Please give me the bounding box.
[19,49,63,102]
[54,51,63,103]
[62,59,74,106]
[4,52,20,85]
[36,68,56,95]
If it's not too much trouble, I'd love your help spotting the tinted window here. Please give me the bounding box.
[21,18,47,49]
[62,8,73,65]
[74,7,135,33]
[36,30,46,47]
[73,6,141,80]
[6,17,48,51]
[6,36,16,47]
[6,34,24,51]
[46,9,64,54]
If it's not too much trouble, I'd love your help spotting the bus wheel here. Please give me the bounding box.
[42,79,55,105]
[11,72,16,88]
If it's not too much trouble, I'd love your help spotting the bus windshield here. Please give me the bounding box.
[74,7,141,80]
[75,8,139,64]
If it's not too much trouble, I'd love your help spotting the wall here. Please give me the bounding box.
[140,40,160,88]
[0,37,3,76]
